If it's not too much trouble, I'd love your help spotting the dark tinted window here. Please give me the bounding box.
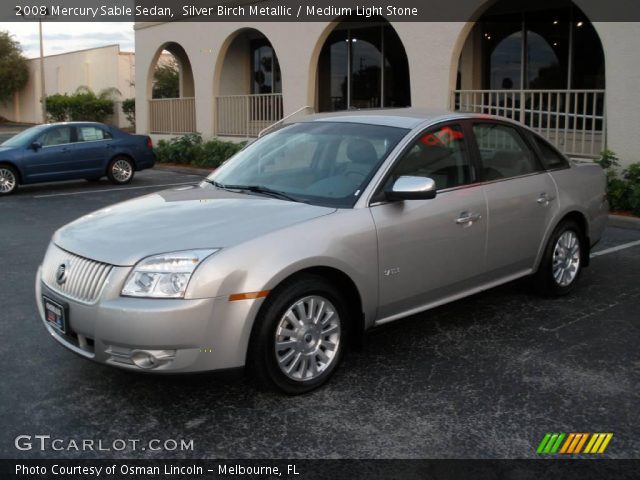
[389,124,473,191]
[533,135,569,170]
[473,123,540,180]
[38,127,73,147]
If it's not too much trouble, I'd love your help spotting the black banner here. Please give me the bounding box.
[4,0,640,22]
[2,459,640,480]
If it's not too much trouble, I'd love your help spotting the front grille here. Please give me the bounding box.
[42,244,113,304]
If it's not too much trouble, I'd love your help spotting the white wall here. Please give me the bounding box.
[0,44,135,127]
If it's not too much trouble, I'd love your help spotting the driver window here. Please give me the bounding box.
[390,124,473,190]
[39,127,72,147]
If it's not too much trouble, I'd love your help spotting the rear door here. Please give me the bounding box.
[71,125,114,176]
[370,122,488,321]
[471,122,558,277]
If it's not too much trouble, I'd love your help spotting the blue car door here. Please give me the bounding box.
[73,125,113,176]
[22,126,77,182]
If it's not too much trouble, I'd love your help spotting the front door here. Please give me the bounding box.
[370,123,488,322]
[22,126,76,182]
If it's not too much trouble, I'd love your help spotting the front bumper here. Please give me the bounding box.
[35,266,263,373]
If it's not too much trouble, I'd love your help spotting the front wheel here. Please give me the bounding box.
[248,274,347,394]
[533,220,585,296]
[107,157,134,185]
[0,165,18,196]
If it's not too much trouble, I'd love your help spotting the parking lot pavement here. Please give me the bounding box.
[1,169,639,460]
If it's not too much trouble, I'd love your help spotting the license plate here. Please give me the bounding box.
[43,296,66,334]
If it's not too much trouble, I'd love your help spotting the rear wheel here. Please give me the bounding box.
[248,274,347,394]
[533,220,585,296]
[107,156,134,185]
[0,165,18,195]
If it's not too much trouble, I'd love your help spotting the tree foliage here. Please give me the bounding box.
[122,98,135,127]
[0,31,29,105]
[45,86,120,123]
[152,58,180,98]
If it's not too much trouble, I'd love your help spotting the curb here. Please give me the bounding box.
[608,214,640,231]
[154,164,213,177]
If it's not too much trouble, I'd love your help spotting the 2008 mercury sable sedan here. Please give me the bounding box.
[36,110,608,394]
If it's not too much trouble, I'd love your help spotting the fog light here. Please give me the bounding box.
[130,350,175,369]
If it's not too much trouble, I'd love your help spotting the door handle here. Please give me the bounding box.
[537,193,556,205]
[456,212,482,225]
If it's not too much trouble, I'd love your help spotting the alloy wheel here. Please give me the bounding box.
[552,230,581,287]
[274,295,341,382]
[0,167,16,194]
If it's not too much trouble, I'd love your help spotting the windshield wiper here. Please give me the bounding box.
[204,179,226,189]
[206,180,299,202]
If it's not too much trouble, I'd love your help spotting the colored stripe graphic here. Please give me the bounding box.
[538,433,613,454]
[537,433,565,454]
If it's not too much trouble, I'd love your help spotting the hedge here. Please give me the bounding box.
[154,133,246,169]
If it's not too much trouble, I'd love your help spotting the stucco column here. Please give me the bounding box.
[393,22,469,111]
[594,22,640,167]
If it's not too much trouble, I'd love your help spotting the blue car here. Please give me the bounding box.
[0,122,156,195]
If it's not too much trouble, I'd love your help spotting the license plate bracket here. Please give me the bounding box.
[43,296,67,334]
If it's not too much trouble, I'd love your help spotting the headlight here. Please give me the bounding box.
[121,249,218,298]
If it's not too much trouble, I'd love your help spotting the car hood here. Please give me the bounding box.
[53,184,336,266]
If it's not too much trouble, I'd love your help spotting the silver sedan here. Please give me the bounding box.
[36,110,608,393]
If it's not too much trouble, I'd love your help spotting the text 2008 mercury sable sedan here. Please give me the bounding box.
[36,110,608,393]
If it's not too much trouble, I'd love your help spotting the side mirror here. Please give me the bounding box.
[385,176,437,201]
[30,142,42,151]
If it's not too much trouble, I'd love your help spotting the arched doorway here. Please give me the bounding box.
[317,18,411,112]
[455,1,606,156]
[214,28,283,137]
[147,42,196,134]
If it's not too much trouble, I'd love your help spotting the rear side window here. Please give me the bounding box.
[473,123,541,180]
[77,126,111,142]
[533,135,569,170]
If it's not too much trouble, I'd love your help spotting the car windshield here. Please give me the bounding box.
[207,121,408,208]
[1,125,47,147]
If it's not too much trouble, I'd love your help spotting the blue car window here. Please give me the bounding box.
[78,127,109,142]
[39,127,72,147]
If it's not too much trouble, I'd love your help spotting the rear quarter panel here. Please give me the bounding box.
[536,162,608,267]
[112,134,155,170]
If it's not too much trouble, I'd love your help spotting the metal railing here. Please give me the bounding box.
[451,89,606,157]
[259,105,314,137]
[149,97,196,134]
[216,93,283,137]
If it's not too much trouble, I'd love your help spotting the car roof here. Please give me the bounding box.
[294,108,512,129]
[44,121,106,127]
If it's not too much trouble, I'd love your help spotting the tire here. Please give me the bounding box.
[247,274,348,394]
[0,165,19,196]
[533,220,586,296]
[107,156,135,185]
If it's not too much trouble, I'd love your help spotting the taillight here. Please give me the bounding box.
[147,137,153,149]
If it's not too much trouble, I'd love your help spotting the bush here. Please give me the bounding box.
[122,98,135,128]
[45,86,117,123]
[154,133,245,169]
[596,150,640,215]
[45,94,69,122]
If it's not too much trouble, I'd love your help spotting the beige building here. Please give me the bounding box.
[135,1,640,165]
[0,44,135,127]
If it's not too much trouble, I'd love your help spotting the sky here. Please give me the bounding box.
[0,22,134,58]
